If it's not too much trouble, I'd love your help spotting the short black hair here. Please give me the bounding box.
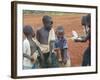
[23,25,33,36]
[56,26,64,33]
[42,15,52,23]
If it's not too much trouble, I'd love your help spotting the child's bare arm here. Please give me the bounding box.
[23,53,34,61]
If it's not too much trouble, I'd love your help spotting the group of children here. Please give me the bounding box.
[23,26,68,69]
[23,14,91,69]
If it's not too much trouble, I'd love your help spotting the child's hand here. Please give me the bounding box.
[30,57,34,63]
[54,48,60,51]
[31,52,38,63]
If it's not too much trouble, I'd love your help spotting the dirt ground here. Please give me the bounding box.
[23,13,88,67]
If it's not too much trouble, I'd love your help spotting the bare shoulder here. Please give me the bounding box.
[37,26,44,33]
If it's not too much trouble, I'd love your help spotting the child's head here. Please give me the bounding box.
[42,15,53,30]
[23,25,35,38]
[56,26,64,38]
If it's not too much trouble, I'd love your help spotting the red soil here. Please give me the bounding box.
[23,14,88,66]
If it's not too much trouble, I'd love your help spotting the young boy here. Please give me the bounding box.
[23,25,44,69]
[23,25,34,69]
[36,15,58,68]
[55,26,68,65]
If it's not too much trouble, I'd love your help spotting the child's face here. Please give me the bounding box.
[44,18,53,30]
[57,32,64,38]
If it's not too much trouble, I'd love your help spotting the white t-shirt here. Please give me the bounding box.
[23,38,33,69]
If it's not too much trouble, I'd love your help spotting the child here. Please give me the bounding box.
[23,25,34,69]
[55,26,68,65]
[36,15,59,68]
[23,25,44,69]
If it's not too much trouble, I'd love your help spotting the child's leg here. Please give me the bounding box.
[55,48,62,62]
[62,49,67,64]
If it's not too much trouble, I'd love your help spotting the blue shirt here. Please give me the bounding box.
[55,36,68,49]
